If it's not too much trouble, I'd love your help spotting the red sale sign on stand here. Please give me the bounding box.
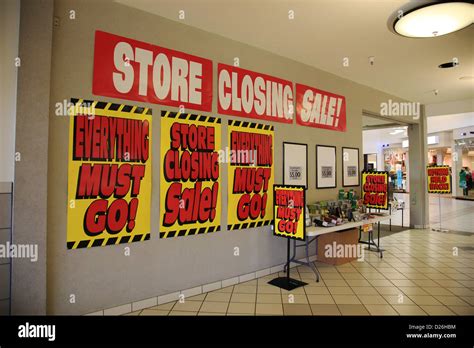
[218,64,294,123]
[296,83,346,132]
[93,31,213,112]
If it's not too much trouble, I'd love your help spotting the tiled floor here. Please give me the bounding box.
[125,228,474,316]
[390,193,474,233]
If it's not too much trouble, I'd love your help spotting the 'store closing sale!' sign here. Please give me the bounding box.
[362,171,389,210]
[227,120,274,230]
[427,165,451,193]
[160,111,221,238]
[273,185,306,241]
[67,99,152,249]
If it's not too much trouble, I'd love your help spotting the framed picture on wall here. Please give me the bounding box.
[316,145,336,189]
[342,147,360,187]
[283,142,308,188]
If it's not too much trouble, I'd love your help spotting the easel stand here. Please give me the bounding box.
[268,238,307,290]
[432,193,449,233]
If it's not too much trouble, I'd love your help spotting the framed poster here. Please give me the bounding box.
[342,147,360,187]
[283,142,308,189]
[316,145,336,189]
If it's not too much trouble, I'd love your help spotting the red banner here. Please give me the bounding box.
[296,83,346,132]
[217,64,294,123]
[93,31,213,112]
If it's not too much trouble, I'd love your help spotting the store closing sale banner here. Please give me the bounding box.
[67,99,152,249]
[160,111,221,238]
[361,171,389,210]
[227,120,274,230]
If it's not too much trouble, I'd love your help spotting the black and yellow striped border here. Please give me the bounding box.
[70,98,152,115]
[161,110,221,123]
[160,225,220,239]
[227,219,272,231]
[427,165,452,194]
[67,233,150,250]
[228,119,273,130]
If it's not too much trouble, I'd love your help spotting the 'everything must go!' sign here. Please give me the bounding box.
[273,185,306,241]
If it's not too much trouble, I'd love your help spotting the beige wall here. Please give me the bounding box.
[44,0,415,314]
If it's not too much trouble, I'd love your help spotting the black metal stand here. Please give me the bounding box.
[358,221,384,258]
[268,238,308,290]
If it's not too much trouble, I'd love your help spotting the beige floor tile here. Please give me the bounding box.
[448,306,474,315]
[341,273,367,280]
[337,304,370,315]
[397,286,429,296]
[187,293,207,301]
[408,295,442,306]
[345,279,371,287]
[233,285,257,294]
[199,301,228,314]
[423,287,457,296]
[241,280,258,286]
[420,305,455,316]
[310,304,341,315]
[256,303,283,315]
[446,287,474,296]
[227,302,255,314]
[412,279,440,287]
[139,309,169,316]
[361,273,387,280]
[434,280,465,287]
[390,279,417,287]
[392,305,427,316]
[460,296,474,305]
[283,304,312,315]
[257,294,282,304]
[307,295,335,304]
[364,304,398,316]
[205,292,232,302]
[324,279,348,287]
[230,293,256,303]
[351,287,378,295]
[328,286,354,295]
[458,280,474,287]
[281,287,306,294]
[169,311,197,316]
[123,310,142,316]
[332,295,361,305]
[257,285,281,294]
[357,295,388,305]
[198,312,226,316]
[321,273,344,280]
[383,295,415,305]
[375,287,403,295]
[369,279,394,287]
[148,301,176,310]
[172,300,203,312]
[433,296,470,306]
[214,286,234,293]
[304,286,330,295]
[281,293,308,304]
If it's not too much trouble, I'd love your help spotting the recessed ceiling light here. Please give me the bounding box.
[394,2,474,38]
[438,62,459,68]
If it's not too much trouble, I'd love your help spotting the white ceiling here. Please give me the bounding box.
[116,0,474,105]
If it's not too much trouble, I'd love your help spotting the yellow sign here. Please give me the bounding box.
[273,185,306,241]
[362,171,389,209]
[427,165,451,194]
[227,120,274,230]
[67,98,152,249]
[160,111,221,238]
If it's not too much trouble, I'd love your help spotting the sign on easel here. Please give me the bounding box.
[361,171,389,210]
[268,185,307,290]
[427,165,451,232]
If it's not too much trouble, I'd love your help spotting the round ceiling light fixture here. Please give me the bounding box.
[394,2,474,38]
